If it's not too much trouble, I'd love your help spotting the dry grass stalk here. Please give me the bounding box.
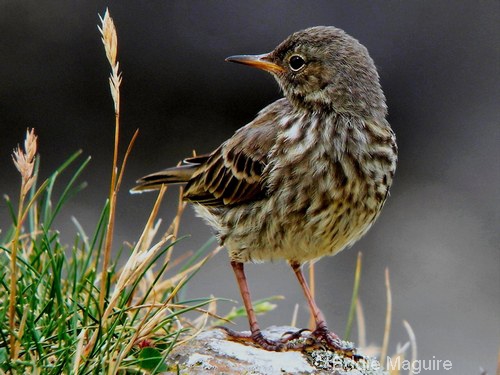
[83,178,218,371]
[97,8,125,315]
[72,329,87,375]
[9,128,38,360]
[111,279,186,374]
[356,299,366,348]
[191,298,218,330]
[290,303,299,327]
[83,14,141,357]
[164,187,187,266]
[402,320,417,374]
[345,251,363,340]
[84,185,167,357]
[353,297,380,359]
[96,186,219,372]
[380,267,393,367]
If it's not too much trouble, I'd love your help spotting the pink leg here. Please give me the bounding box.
[290,262,355,353]
[218,261,287,351]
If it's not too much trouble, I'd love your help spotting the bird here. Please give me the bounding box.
[132,26,397,353]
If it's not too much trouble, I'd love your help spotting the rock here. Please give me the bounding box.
[165,326,387,374]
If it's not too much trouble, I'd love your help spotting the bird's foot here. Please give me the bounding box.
[310,326,361,359]
[217,326,306,351]
[217,326,361,358]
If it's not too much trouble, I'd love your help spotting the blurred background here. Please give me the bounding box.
[1,1,498,373]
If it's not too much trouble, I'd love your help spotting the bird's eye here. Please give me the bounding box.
[289,55,306,71]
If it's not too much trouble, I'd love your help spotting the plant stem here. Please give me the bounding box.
[380,268,392,367]
[9,185,26,360]
[99,112,119,312]
[344,251,362,341]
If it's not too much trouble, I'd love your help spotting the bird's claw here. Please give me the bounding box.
[280,328,311,342]
[310,326,361,359]
[217,325,361,359]
[217,326,287,351]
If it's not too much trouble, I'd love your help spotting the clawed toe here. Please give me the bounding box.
[216,326,251,340]
[280,328,311,342]
[279,326,358,357]
[217,325,360,359]
[310,326,360,358]
[216,326,286,351]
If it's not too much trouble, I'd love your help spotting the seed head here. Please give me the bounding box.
[12,128,37,195]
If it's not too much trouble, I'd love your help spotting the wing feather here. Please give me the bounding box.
[184,100,289,206]
[132,99,292,207]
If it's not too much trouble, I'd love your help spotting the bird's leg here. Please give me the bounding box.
[290,262,356,354]
[218,261,287,351]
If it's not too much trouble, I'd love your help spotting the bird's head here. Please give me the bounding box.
[226,26,386,118]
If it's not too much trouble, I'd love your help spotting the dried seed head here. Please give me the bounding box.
[12,128,37,194]
[98,8,121,114]
[98,8,117,66]
[109,64,122,113]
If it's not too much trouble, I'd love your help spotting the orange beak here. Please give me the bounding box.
[225,53,284,74]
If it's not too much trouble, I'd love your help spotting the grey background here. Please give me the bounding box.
[1,1,499,373]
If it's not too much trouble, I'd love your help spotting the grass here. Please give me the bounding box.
[0,140,220,373]
[0,9,221,374]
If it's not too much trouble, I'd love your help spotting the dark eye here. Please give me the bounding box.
[289,55,306,71]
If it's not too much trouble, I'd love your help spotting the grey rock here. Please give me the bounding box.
[165,326,387,375]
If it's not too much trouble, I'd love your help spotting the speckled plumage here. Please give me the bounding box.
[133,26,397,352]
[194,99,395,264]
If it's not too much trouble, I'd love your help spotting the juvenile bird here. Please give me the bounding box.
[132,26,397,352]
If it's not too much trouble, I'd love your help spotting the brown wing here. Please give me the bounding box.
[184,101,285,206]
[132,99,289,205]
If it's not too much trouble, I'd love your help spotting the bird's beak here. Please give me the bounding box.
[225,53,284,73]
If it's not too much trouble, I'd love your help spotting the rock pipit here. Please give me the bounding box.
[132,26,397,354]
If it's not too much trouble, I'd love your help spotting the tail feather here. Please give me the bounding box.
[130,164,197,193]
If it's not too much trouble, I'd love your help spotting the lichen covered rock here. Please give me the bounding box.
[165,326,387,374]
